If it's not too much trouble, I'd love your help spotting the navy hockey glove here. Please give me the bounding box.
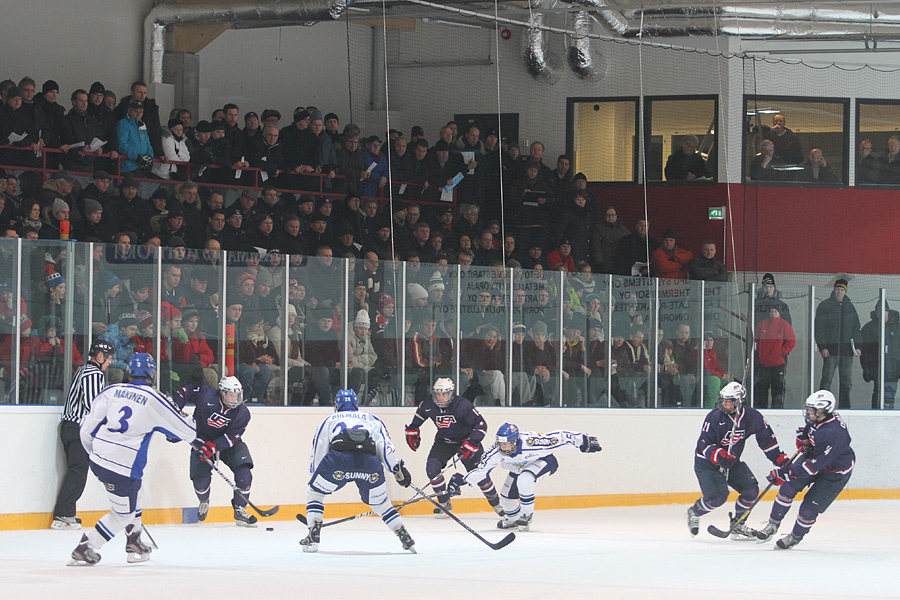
[710,448,736,468]
[392,461,412,488]
[773,452,791,467]
[447,473,467,497]
[767,466,791,486]
[405,427,421,451]
[458,440,479,461]
[796,426,812,453]
[197,440,217,461]
[580,435,602,453]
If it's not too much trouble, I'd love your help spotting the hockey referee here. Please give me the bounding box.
[51,340,113,530]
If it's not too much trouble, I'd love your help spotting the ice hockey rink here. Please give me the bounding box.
[3,500,899,600]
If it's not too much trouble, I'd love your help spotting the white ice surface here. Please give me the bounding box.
[3,500,899,600]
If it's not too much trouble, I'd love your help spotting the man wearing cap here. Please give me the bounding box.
[77,169,113,212]
[248,125,284,184]
[815,278,862,409]
[113,81,163,156]
[36,170,78,219]
[85,82,117,167]
[0,84,43,181]
[280,108,320,191]
[104,172,146,237]
[336,133,365,196]
[424,138,463,204]
[99,312,139,384]
[546,239,575,273]
[71,199,108,242]
[117,99,155,174]
[754,273,792,325]
[348,309,378,394]
[651,228,693,280]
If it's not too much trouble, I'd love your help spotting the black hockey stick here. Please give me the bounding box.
[141,525,159,549]
[407,481,516,550]
[296,490,446,527]
[196,451,280,518]
[707,450,801,539]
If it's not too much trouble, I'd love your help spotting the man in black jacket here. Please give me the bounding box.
[814,278,861,409]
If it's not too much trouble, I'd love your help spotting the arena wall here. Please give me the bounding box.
[3,406,898,530]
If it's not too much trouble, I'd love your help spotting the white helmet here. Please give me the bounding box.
[432,377,455,408]
[218,376,244,409]
[805,390,836,424]
[716,382,745,415]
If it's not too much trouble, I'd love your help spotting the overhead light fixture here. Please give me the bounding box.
[422,18,481,29]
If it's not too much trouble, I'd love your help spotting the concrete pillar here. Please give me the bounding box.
[163,51,201,122]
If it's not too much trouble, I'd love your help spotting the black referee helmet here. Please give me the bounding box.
[88,340,114,359]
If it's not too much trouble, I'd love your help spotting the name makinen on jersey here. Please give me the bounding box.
[113,388,149,405]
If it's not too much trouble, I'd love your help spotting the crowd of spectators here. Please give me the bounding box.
[0,74,737,407]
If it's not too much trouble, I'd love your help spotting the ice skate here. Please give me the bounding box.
[51,516,82,530]
[492,504,506,517]
[234,505,258,527]
[755,520,780,543]
[498,512,531,531]
[775,532,803,549]
[433,500,452,519]
[125,524,152,563]
[197,500,209,522]
[395,526,416,553]
[300,521,322,553]
[728,513,757,541]
[515,512,533,531]
[686,506,700,537]
[68,534,101,566]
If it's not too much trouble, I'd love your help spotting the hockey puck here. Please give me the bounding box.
[266,527,274,531]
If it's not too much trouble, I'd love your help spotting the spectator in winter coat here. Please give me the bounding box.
[117,101,154,174]
[859,300,900,410]
[154,118,190,180]
[347,309,378,395]
[590,206,629,274]
[651,229,693,280]
[688,242,728,282]
[755,272,792,325]
[755,306,796,409]
[814,278,861,409]
[702,332,733,408]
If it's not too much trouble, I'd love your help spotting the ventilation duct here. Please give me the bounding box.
[525,11,557,82]
[566,11,597,78]
[143,0,348,83]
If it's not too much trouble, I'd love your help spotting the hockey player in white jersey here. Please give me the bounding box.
[449,422,602,531]
[69,353,197,566]
[300,389,416,553]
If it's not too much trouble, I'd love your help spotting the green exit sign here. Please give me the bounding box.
[708,207,725,220]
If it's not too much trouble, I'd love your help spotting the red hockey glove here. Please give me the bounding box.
[405,427,421,451]
[767,466,791,486]
[711,448,736,468]
[197,440,217,461]
[458,440,479,461]
[774,452,791,467]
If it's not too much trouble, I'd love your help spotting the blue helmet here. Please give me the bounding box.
[334,389,359,412]
[129,353,156,379]
[496,422,519,455]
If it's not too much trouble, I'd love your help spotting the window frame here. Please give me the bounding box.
[855,98,900,188]
[566,96,640,185]
[643,94,719,185]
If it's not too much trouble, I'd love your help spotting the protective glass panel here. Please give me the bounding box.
[610,276,654,408]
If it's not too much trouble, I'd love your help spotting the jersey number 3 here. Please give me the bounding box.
[108,406,133,434]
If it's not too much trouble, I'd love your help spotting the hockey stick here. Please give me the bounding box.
[707,449,801,539]
[196,451,280,518]
[141,525,159,550]
[295,490,446,527]
[407,481,516,550]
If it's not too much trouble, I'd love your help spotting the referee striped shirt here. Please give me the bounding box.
[61,362,106,424]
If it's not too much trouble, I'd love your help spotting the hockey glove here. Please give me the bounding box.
[580,435,602,453]
[773,452,791,467]
[766,466,791,486]
[458,440,479,461]
[197,440,217,461]
[447,473,467,497]
[139,155,154,168]
[392,461,412,488]
[795,426,813,453]
[710,448,736,468]
[405,427,421,451]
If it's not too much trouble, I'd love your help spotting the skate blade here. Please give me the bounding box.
[729,533,757,541]
[235,521,258,528]
[301,543,319,553]
[406,546,417,554]
[127,553,151,564]
[517,524,531,532]
[67,558,98,567]
[51,522,82,531]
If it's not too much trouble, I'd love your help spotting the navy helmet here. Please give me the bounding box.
[496,422,520,455]
[334,389,359,412]
[129,353,156,379]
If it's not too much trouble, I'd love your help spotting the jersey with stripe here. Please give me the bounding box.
[61,362,106,424]
[174,384,250,450]
[309,411,400,475]
[695,406,784,466]
[80,380,197,479]
[464,430,586,484]
[407,395,487,446]
[791,414,855,478]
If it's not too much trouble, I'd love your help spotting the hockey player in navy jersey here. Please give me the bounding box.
[175,376,256,527]
[686,382,790,540]
[405,377,502,517]
[300,389,416,553]
[69,353,197,566]
[449,422,602,531]
[754,390,855,549]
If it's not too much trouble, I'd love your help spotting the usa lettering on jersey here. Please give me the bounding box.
[435,415,457,428]
[207,413,230,428]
